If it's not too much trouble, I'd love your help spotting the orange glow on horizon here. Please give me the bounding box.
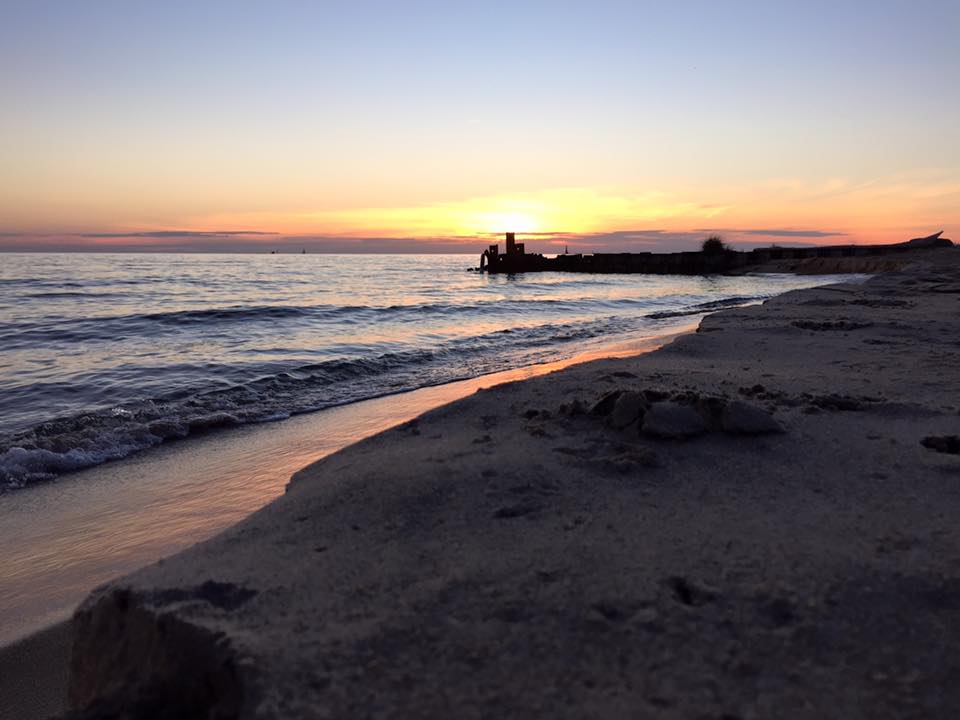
[149,176,958,248]
[2,176,956,250]
[185,188,732,239]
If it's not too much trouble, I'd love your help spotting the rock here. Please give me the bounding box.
[721,400,784,435]
[590,390,622,416]
[641,402,706,439]
[608,391,647,429]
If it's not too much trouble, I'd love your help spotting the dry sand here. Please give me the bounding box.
[19,248,960,718]
[0,621,71,720]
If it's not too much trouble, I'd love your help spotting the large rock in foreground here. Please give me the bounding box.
[66,252,960,719]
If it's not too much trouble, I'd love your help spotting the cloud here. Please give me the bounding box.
[0,225,875,254]
[694,227,849,239]
[735,229,848,238]
[80,230,278,238]
[535,230,706,252]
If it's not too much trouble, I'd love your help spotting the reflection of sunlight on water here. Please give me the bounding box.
[0,326,690,646]
[2,253,856,443]
[0,253,863,644]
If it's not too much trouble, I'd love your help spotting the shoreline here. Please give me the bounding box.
[2,248,956,718]
[57,247,960,717]
[0,330,695,688]
[0,268,892,497]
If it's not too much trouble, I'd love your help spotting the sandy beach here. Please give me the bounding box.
[0,333,687,720]
[4,2,957,717]
[8,247,960,718]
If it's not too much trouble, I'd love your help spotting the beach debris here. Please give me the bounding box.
[641,402,707,439]
[721,400,784,435]
[608,391,647,429]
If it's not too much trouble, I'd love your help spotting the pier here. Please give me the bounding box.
[479,232,953,275]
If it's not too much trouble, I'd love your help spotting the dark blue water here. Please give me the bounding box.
[0,253,858,489]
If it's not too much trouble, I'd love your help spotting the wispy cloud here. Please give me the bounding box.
[728,229,848,238]
[0,224,913,253]
[80,230,278,238]
[538,230,705,251]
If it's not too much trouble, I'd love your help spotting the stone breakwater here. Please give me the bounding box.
[65,248,960,719]
[479,231,953,275]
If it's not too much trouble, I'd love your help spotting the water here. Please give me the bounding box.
[0,253,856,490]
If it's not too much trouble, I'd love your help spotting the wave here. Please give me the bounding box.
[22,291,131,299]
[0,315,638,490]
[142,305,316,325]
[1,252,854,494]
[645,295,767,319]
[0,296,653,348]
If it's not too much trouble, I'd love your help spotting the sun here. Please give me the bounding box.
[472,210,542,234]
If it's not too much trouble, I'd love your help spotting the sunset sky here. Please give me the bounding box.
[1,0,957,252]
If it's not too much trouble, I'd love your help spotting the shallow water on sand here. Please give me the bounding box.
[0,334,679,646]
[0,253,855,489]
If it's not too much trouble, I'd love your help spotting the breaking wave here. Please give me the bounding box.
[2,252,859,491]
[0,317,630,489]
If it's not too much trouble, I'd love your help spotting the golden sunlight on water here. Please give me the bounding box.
[0,331,686,645]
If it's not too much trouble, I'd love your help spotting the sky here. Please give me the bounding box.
[1,0,958,253]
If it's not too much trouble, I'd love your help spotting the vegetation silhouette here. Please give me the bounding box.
[701,235,729,255]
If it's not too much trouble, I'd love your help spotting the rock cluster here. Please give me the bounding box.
[589,387,784,440]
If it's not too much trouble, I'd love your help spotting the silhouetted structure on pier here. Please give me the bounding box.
[479,232,953,275]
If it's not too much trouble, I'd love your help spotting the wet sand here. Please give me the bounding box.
[57,247,960,718]
[0,332,685,719]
